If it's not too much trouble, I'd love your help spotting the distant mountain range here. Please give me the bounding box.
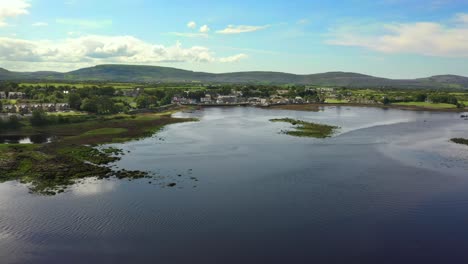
[1,64,468,89]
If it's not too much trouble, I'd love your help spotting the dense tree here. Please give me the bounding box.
[30,110,49,126]
[136,95,158,109]
[80,98,99,113]
[0,116,20,131]
[147,89,166,99]
[428,94,458,105]
[382,97,390,105]
[160,94,173,105]
[97,97,118,114]
[8,115,20,129]
[415,93,427,102]
[68,93,82,110]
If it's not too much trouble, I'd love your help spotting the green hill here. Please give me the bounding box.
[1,64,467,89]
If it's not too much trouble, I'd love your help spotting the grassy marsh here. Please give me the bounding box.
[270,118,338,138]
[0,110,197,195]
[451,138,468,146]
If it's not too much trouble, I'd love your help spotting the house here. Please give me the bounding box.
[0,92,6,99]
[232,91,243,97]
[171,96,181,104]
[56,103,70,111]
[42,103,56,112]
[17,104,30,114]
[277,90,289,95]
[200,95,212,104]
[30,104,43,111]
[216,95,237,104]
[271,98,289,105]
[3,105,16,113]
[317,87,335,92]
[294,96,304,104]
[123,88,144,97]
[248,97,262,104]
[134,88,144,97]
[260,98,269,106]
[8,92,25,99]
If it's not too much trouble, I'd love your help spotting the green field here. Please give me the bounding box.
[47,111,86,116]
[20,82,138,89]
[392,102,457,109]
[113,96,137,107]
[325,99,348,104]
[0,99,17,104]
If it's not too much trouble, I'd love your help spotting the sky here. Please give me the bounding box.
[0,0,468,78]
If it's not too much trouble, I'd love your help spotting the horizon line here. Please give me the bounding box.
[1,63,467,80]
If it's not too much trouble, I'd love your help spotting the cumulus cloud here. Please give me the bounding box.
[0,0,30,26]
[187,21,196,29]
[0,35,248,69]
[217,24,270,34]
[199,24,210,33]
[0,37,40,61]
[219,53,248,63]
[32,22,48,27]
[327,13,468,57]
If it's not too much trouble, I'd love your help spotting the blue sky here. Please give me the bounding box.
[1,0,468,78]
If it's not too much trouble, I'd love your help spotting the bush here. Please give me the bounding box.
[30,110,49,126]
[8,115,20,129]
[0,115,22,130]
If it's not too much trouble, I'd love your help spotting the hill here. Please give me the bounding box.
[0,64,467,89]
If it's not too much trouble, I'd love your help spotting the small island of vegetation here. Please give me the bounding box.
[270,118,339,138]
[451,138,468,146]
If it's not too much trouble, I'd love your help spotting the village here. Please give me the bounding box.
[171,87,342,106]
[1,86,341,114]
[1,83,464,116]
[0,91,70,114]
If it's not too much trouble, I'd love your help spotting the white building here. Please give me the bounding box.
[200,95,212,104]
[216,95,238,104]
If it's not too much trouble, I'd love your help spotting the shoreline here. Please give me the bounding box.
[192,103,467,113]
[312,103,467,113]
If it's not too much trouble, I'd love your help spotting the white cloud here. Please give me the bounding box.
[56,18,113,28]
[199,24,210,33]
[327,13,468,57]
[219,53,248,63]
[456,13,468,24]
[217,24,270,34]
[32,22,48,27]
[187,21,196,29]
[0,0,30,27]
[297,19,309,25]
[0,35,248,70]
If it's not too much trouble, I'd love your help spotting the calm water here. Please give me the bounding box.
[1,106,468,264]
